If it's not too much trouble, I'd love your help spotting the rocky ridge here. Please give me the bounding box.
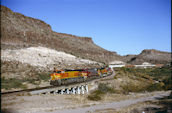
[1,5,119,79]
[1,5,122,64]
[1,5,171,80]
[123,49,171,65]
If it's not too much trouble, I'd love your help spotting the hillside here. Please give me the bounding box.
[1,5,171,66]
[1,5,171,86]
[1,5,122,64]
[1,5,122,91]
[123,49,171,65]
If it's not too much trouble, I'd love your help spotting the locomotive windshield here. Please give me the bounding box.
[56,71,61,73]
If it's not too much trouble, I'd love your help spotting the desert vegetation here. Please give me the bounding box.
[117,66,171,80]
[88,83,115,101]
[1,72,50,90]
[114,67,171,91]
[88,67,171,101]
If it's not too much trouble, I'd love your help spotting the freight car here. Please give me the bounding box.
[50,67,113,86]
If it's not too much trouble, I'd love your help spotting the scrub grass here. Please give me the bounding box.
[1,77,27,90]
[1,72,50,90]
[114,67,171,93]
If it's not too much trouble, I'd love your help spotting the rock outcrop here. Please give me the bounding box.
[123,49,171,65]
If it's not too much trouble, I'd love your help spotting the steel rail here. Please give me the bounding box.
[1,73,113,96]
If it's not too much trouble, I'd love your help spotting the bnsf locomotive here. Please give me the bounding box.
[50,67,113,86]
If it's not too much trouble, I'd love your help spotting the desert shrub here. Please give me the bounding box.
[1,72,50,90]
[163,79,172,90]
[1,77,27,90]
[146,83,164,92]
[114,67,171,91]
[87,83,115,101]
[121,83,144,94]
[22,78,39,85]
[87,90,102,101]
[121,82,164,94]
[26,79,37,84]
[114,76,117,79]
[37,72,50,81]
[98,83,115,93]
[23,72,50,83]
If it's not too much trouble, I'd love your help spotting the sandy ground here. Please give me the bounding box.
[2,90,170,113]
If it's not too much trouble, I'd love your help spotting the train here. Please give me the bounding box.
[50,67,113,86]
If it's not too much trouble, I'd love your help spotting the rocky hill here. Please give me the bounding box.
[1,5,171,80]
[1,5,123,81]
[123,49,171,65]
[1,5,122,64]
[1,5,171,93]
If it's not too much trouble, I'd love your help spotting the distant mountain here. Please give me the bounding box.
[123,49,171,65]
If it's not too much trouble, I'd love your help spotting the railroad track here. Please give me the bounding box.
[1,73,113,96]
[1,80,96,96]
[1,85,56,95]
[1,78,97,96]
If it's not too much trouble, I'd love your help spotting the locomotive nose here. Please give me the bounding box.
[50,73,55,76]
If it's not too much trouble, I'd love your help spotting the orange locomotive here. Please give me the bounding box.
[50,67,113,86]
[50,69,89,85]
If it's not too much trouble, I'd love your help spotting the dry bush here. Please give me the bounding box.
[87,83,116,101]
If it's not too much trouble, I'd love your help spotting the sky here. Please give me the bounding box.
[1,0,171,55]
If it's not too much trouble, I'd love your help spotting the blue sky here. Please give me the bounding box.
[1,0,171,55]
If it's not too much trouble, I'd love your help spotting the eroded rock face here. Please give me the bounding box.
[1,5,122,64]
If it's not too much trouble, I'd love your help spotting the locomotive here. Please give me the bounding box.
[50,67,113,86]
